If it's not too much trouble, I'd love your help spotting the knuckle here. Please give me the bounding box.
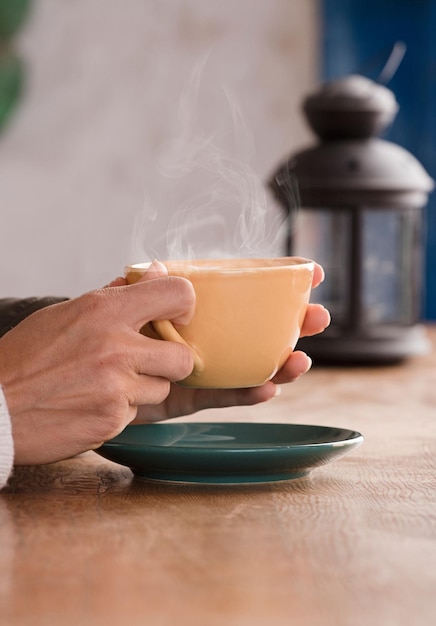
[92,411,130,444]
[165,277,196,311]
[151,341,194,382]
[75,290,105,315]
[70,290,111,331]
[84,390,130,443]
[97,343,129,372]
[93,369,126,407]
[147,378,171,405]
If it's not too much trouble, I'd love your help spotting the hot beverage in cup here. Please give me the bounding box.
[125,257,314,388]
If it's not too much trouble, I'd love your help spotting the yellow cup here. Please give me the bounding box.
[125,257,314,389]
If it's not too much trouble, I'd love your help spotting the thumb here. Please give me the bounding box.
[105,260,167,288]
[138,260,169,282]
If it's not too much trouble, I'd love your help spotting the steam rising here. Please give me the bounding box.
[131,57,289,262]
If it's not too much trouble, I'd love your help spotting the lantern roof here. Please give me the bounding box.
[270,75,434,209]
[303,74,399,140]
[289,138,434,193]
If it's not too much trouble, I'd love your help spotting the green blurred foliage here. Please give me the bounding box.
[0,51,23,131]
[0,0,31,132]
[0,0,32,40]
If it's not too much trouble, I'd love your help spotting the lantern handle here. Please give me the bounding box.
[377,41,407,85]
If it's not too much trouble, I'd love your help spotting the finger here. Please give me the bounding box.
[128,375,172,408]
[311,262,325,289]
[105,277,127,288]
[106,261,167,289]
[116,339,194,408]
[175,382,281,416]
[137,259,168,281]
[131,335,194,382]
[105,276,196,331]
[300,303,330,337]
[272,350,312,384]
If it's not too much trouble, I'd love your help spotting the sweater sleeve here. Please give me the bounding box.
[0,297,68,338]
[0,296,69,488]
[0,386,13,489]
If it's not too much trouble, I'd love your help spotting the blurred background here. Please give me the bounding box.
[0,0,434,320]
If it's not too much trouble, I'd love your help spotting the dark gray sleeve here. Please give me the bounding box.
[0,297,69,338]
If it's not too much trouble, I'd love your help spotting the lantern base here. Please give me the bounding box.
[296,324,430,364]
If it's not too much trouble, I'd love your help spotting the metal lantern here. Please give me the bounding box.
[270,75,434,363]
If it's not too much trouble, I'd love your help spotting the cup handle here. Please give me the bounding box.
[152,320,204,374]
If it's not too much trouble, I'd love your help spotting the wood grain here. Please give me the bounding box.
[1,326,436,626]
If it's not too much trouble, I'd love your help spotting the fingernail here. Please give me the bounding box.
[274,385,282,397]
[303,356,313,374]
[321,307,331,329]
[317,265,326,283]
[147,259,168,275]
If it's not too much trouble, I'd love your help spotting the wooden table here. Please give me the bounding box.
[1,326,436,626]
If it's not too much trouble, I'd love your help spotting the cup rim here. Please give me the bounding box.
[125,256,314,275]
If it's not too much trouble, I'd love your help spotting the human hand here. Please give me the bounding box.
[133,260,330,423]
[0,272,196,465]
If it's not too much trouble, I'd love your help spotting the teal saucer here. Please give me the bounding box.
[96,422,364,484]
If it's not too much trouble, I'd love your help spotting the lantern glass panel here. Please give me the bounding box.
[362,208,419,325]
[292,208,350,323]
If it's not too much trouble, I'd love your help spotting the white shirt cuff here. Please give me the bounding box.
[0,385,14,488]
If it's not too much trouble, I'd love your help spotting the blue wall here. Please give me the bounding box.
[322,0,436,319]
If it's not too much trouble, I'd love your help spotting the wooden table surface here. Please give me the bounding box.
[1,326,436,626]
